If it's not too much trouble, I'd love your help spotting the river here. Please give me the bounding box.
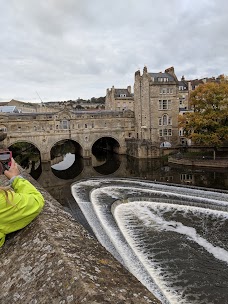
[15,149,228,304]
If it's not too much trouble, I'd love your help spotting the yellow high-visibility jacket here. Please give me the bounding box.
[0,176,45,247]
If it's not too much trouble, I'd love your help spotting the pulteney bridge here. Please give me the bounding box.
[0,109,135,162]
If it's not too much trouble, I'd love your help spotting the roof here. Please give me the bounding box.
[178,80,187,86]
[0,106,20,113]
[190,79,204,85]
[149,72,176,82]
[0,102,9,106]
[114,89,133,98]
[178,81,188,90]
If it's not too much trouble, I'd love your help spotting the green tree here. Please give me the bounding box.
[179,82,228,159]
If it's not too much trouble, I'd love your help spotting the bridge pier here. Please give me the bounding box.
[82,149,92,159]
[40,151,51,162]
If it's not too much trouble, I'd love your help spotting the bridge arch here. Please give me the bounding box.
[7,139,41,154]
[50,139,83,158]
[91,136,121,155]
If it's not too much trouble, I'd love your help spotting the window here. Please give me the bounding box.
[158,77,169,82]
[159,128,172,136]
[163,115,168,125]
[61,120,69,129]
[160,87,166,94]
[159,100,171,110]
[159,115,172,126]
[85,124,87,128]
[120,94,126,97]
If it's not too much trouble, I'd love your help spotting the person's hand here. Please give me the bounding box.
[4,158,20,180]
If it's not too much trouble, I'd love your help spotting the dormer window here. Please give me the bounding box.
[120,94,126,97]
[158,77,169,82]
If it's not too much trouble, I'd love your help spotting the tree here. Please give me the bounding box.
[179,82,228,159]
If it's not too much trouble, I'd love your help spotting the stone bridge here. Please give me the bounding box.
[0,109,135,162]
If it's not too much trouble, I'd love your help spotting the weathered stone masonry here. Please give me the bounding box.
[0,171,160,304]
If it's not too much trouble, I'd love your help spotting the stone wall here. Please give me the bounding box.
[0,171,160,304]
[168,156,228,168]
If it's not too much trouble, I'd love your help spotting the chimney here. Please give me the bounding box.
[165,66,175,75]
[135,70,141,79]
[165,66,178,82]
[127,86,131,94]
[143,66,148,74]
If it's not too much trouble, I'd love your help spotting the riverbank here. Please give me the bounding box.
[168,156,228,168]
[0,170,160,304]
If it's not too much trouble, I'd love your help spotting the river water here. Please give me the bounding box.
[18,151,228,304]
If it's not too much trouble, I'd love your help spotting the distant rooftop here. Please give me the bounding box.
[0,106,20,113]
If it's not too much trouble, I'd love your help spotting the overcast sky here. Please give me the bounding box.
[0,0,227,102]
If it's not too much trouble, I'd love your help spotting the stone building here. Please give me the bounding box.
[177,74,226,146]
[105,86,134,111]
[133,66,180,148]
[178,76,190,110]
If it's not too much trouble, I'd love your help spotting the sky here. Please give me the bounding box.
[0,0,227,102]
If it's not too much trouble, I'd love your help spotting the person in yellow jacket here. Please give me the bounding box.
[0,158,45,247]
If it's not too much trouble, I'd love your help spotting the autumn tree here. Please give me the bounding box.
[179,81,228,159]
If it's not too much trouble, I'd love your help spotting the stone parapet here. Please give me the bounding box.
[0,171,160,304]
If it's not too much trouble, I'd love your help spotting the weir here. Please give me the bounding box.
[0,172,160,303]
[71,178,228,304]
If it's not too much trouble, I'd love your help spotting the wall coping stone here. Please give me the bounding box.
[0,170,160,304]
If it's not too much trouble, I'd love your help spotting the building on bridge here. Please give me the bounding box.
[1,108,135,162]
[105,86,134,111]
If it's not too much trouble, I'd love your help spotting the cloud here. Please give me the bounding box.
[0,0,227,101]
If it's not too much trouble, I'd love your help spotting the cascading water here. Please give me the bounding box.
[71,178,228,304]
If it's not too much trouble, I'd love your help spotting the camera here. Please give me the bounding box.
[0,150,12,174]
[0,127,12,174]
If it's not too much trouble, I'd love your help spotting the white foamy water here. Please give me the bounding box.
[114,201,228,303]
[71,178,228,304]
